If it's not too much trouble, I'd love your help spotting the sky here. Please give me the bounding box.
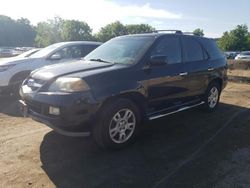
[0,0,250,38]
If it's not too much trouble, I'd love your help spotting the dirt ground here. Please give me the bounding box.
[0,82,250,188]
[228,69,250,77]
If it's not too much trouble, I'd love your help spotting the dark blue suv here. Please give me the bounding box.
[20,30,228,150]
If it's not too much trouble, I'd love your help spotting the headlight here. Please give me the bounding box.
[48,77,90,92]
[0,64,16,72]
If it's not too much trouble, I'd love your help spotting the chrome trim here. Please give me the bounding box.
[179,72,188,76]
[149,102,205,120]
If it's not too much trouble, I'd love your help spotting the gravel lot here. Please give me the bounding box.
[0,82,250,188]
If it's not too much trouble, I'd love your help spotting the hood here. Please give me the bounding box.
[31,60,115,80]
[0,57,35,66]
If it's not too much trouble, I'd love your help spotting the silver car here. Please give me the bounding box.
[0,41,102,96]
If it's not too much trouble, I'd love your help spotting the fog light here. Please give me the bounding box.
[49,106,60,115]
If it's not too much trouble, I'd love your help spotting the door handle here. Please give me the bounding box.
[208,68,214,71]
[179,72,188,76]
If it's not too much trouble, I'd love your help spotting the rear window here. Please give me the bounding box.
[182,37,204,62]
[199,38,224,60]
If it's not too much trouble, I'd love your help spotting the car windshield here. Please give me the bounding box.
[17,49,40,58]
[84,36,155,65]
[30,43,64,58]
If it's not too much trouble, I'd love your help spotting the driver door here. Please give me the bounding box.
[146,35,189,110]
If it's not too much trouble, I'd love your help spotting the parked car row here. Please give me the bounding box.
[0,47,36,58]
[235,51,250,60]
[0,48,14,57]
[17,30,228,150]
[225,51,250,60]
[224,51,239,59]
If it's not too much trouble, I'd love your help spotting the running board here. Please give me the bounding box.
[148,102,205,120]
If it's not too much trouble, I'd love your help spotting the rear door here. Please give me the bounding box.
[180,36,210,96]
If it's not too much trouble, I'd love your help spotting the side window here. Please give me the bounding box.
[55,46,82,59]
[182,37,204,62]
[83,45,99,56]
[70,46,82,58]
[150,37,182,64]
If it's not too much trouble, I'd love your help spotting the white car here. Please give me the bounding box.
[235,51,250,60]
[0,41,101,96]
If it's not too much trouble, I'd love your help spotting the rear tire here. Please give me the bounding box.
[202,82,221,112]
[92,98,141,150]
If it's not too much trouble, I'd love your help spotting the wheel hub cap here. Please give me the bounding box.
[208,87,219,108]
[109,109,136,144]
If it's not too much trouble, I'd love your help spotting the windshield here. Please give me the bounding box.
[84,36,155,65]
[17,49,40,58]
[30,43,64,58]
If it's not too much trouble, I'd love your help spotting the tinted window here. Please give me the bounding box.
[199,38,224,60]
[82,45,99,56]
[54,45,92,59]
[182,37,204,62]
[54,46,80,59]
[150,36,182,64]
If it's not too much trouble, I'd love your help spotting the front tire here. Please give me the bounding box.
[202,82,221,112]
[93,98,141,150]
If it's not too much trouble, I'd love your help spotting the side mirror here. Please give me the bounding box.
[50,53,62,60]
[150,55,167,66]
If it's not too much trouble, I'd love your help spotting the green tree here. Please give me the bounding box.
[193,28,204,37]
[16,18,36,46]
[96,22,156,42]
[0,15,36,46]
[218,24,249,51]
[126,24,155,34]
[61,20,93,41]
[96,21,127,42]
[35,17,64,47]
[247,35,250,50]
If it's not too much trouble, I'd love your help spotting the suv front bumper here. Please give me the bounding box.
[20,89,101,137]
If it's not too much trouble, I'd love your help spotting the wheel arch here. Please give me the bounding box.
[98,92,147,119]
[208,77,223,91]
[9,70,31,86]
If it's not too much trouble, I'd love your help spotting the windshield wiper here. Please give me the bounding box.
[89,58,113,64]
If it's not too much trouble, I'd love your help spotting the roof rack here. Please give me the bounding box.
[182,32,195,35]
[154,30,183,34]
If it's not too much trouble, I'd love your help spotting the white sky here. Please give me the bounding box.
[0,0,182,32]
[3,0,246,37]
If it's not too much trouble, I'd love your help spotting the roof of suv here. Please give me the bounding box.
[119,31,213,40]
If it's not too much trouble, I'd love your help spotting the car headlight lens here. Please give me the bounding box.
[48,77,90,92]
[0,64,16,72]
